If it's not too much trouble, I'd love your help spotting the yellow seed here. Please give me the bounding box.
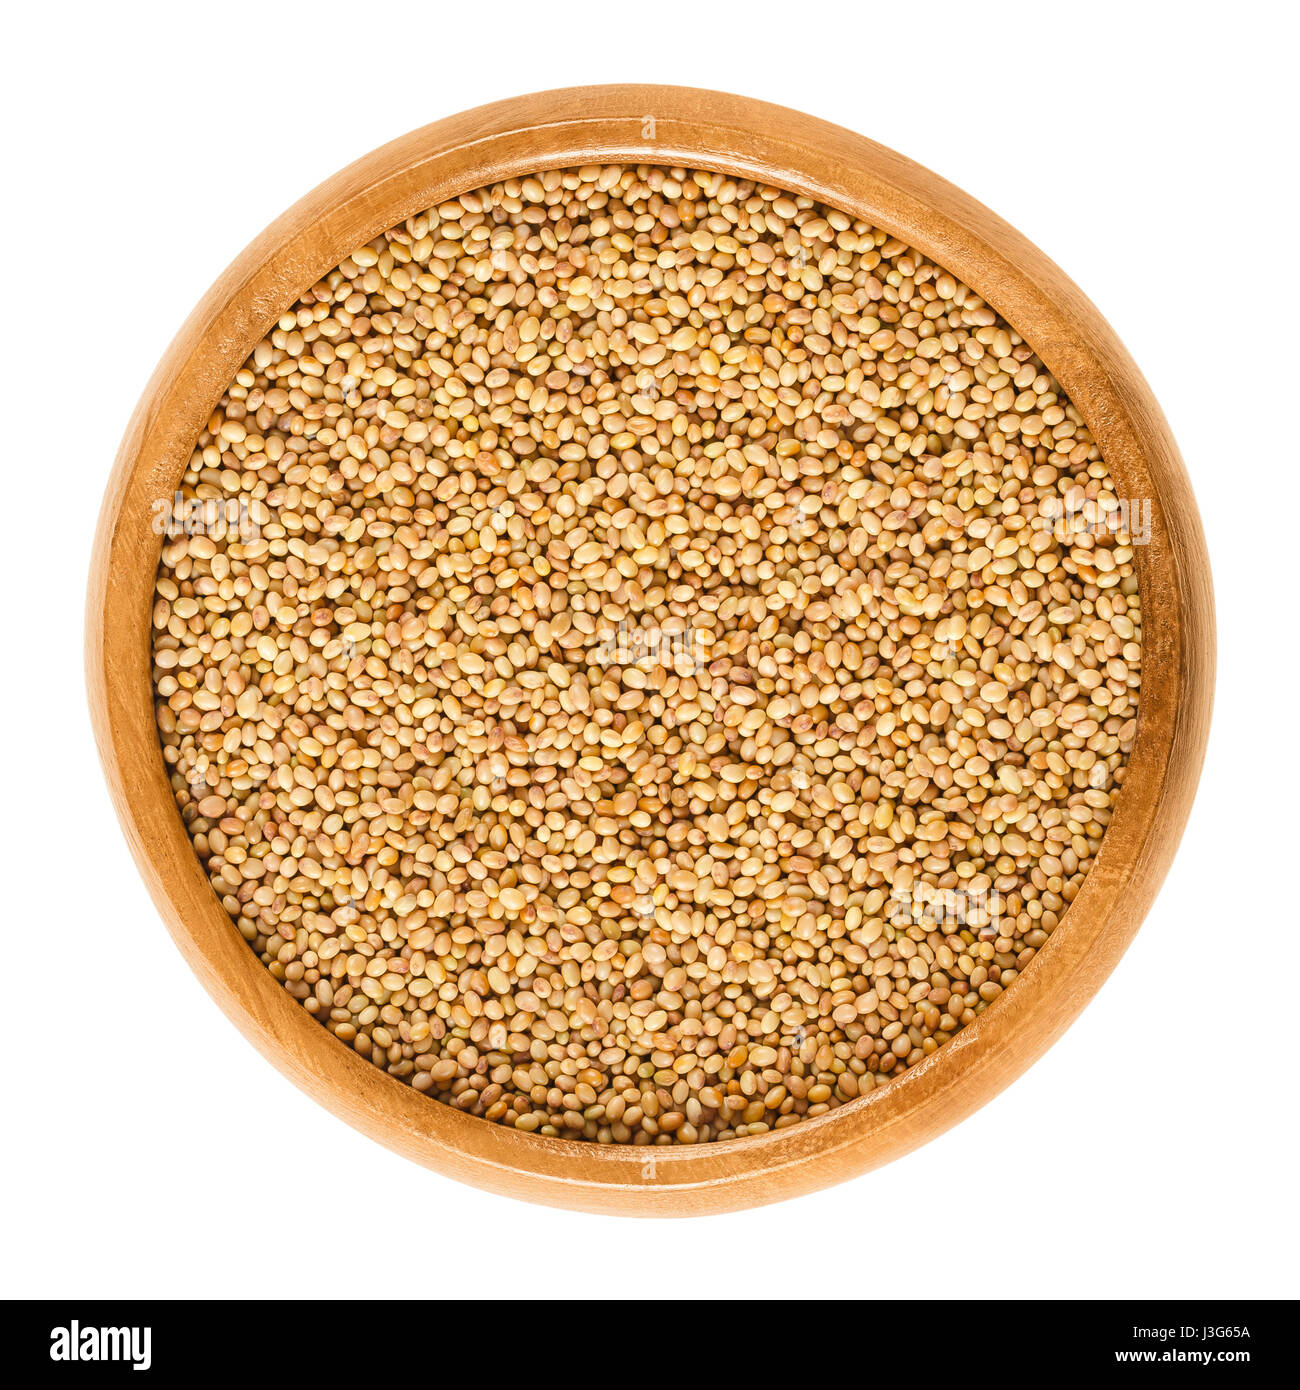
[152,160,1141,1152]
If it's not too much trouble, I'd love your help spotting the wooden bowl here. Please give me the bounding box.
[86,86,1214,1215]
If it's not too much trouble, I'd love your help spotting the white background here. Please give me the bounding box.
[4,0,1295,1301]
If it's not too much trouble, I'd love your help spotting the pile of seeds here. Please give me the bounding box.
[152,164,1142,1146]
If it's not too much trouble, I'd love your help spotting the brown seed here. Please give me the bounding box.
[153,163,1141,1147]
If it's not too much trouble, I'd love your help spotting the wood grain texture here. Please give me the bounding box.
[85,86,1215,1216]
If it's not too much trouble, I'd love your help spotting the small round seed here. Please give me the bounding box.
[153,163,1142,1146]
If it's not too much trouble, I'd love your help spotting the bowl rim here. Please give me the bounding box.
[86,84,1214,1216]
